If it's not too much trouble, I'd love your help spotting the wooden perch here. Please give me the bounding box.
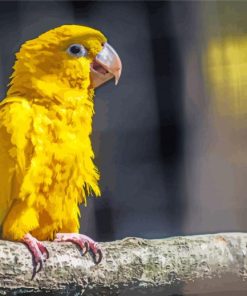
[1,233,247,295]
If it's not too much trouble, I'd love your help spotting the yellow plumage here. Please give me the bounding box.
[0,25,107,241]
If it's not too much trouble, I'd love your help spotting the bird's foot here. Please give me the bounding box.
[54,233,102,264]
[22,233,49,278]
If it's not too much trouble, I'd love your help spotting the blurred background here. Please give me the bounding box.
[0,1,247,244]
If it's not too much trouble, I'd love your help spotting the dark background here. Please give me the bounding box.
[0,1,247,245]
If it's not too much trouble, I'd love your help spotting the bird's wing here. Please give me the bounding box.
[0,97,33,225]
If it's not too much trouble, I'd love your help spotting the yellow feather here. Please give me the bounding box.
[0,25,105,240]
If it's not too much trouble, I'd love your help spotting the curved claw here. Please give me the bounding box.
[93,249,103,264]
[31,258,43,280]
[35,259,43,274]
[81,241,89,256]
[45,248,50,260]
[37,241,49,260]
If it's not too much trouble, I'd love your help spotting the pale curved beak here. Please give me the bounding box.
[90,42,122,88]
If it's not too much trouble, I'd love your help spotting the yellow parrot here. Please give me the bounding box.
[0,25,122,272]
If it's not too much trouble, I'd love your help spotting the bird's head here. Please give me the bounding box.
[8,25,122,102]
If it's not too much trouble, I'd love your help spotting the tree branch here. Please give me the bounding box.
[1,233,247,295]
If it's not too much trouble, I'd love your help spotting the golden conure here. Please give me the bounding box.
[0,24,122,271]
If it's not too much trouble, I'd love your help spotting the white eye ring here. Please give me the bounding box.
[67,44,88,57]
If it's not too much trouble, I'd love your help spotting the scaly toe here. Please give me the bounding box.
[55,233,102,263]
[22,233,49,277]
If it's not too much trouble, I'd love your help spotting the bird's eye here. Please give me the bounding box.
[67,44,88,57]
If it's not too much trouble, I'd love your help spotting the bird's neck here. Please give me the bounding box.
[7,72,93,108]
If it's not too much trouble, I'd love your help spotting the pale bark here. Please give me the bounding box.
[0,233,247,295]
